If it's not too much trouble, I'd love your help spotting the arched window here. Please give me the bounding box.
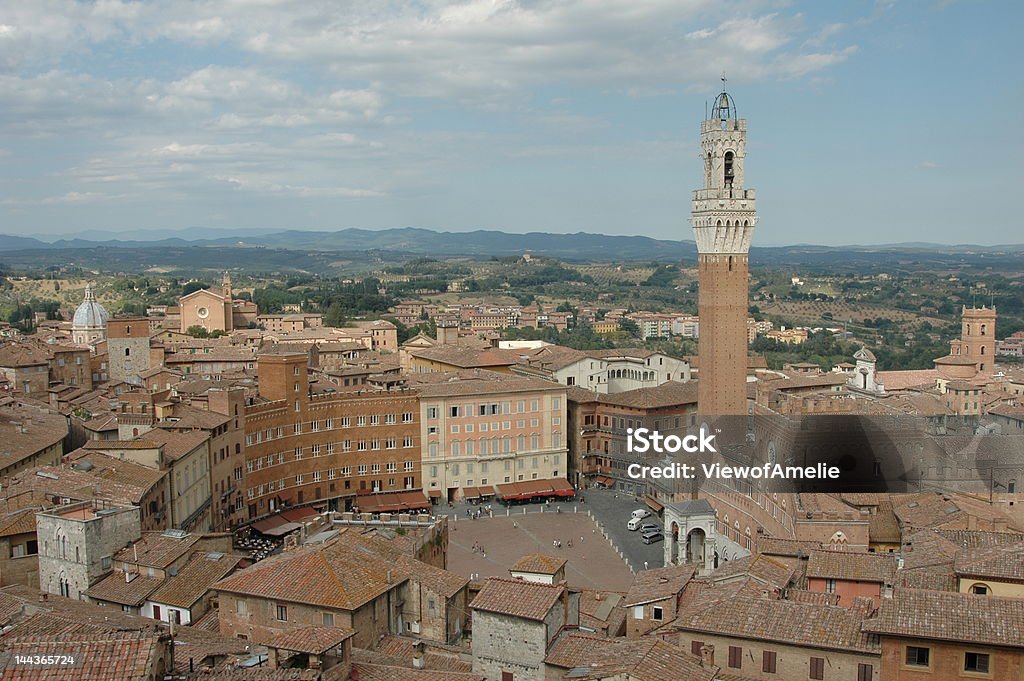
[724,151,735,187]
[125,348,131,357]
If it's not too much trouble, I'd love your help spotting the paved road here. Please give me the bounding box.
[582,487,665,570]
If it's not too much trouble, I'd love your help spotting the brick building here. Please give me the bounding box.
[244,353,422,519]
[863,589,1024,680]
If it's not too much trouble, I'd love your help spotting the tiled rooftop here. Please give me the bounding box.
[469,577,565,621]
[863,589,1024,647]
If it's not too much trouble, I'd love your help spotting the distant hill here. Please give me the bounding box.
[1,227,1022,273]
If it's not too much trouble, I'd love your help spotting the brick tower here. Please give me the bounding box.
[950,305,996,375]
[692,82,757,416]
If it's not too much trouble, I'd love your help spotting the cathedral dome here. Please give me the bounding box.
[72,284,109,329]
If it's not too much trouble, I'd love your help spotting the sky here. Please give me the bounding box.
[0,0,1021,246]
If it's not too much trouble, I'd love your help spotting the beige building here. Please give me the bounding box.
[178,273,258,333]
[410,370,568,502]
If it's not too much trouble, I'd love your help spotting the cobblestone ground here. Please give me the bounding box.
[445,506,636,592]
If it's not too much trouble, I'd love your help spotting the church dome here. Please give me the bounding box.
[72,284,109,329]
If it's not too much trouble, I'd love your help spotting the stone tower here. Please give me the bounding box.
[692,82,757,416]
[950,305,996,375]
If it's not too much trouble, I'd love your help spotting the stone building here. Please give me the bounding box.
[470,577,579,681]
[36,500,141,600]
[214,530,468,650]
[691,83,757,416]
[107,317,152,384]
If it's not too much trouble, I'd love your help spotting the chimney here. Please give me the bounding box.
[412,641,425,669]
[700,643,715,667]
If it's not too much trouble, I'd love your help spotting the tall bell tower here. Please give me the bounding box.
[692,81,757,416]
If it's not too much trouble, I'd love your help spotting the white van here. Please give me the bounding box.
[631,508,652,520]
[627,517,644,531]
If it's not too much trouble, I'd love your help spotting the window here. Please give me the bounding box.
[905,646,930,667]
[691,641,704,656]
[857,663,873,681]
[825,578,836,594]
[652,606,663,621]
[810,657,825,680]
[502,672,514,681]
[276,604,288,621]
[763,651,777,674]
[964,652,989,674]
[728,646,742,669]
[971,584,989,595]
[322,612,335,626]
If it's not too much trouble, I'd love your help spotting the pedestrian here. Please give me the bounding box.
[581,536,584,543]
[567,540,572,548]
[513,521,518,529]
[644,561,649,570]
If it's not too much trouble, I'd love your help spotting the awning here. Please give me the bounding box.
[479,485,496,497]
[594,476,614,488]
[428,489,442,498]
[262,521,303,537]
[462,486,481,500]
[355,490,431,514]
[496,478,576,502]
[280,507,319,522]
[645,495,664,513]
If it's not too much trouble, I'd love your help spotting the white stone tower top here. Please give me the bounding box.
[691,80,758,255]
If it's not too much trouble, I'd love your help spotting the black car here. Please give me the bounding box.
[641,530,664,544]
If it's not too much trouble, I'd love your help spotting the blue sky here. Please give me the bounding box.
[0,0,1020,245]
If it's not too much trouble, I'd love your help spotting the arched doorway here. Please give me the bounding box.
[686,528,706,565]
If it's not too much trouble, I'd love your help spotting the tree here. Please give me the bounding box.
[619,318,640,338]
[182,281,210,296]
[185,325,210,338]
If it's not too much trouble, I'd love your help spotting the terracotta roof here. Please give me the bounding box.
[85,571,163,607]
[624,564,696,607]
[0,406,69,470]
[875,369,940,391]
[0,613,164,681]
[114,531,203,569]
[190,670,319,680]
[709,553,797,590]
[469,577,565,621]
[408,346,523,368]
[673,589,879,654]
[142,428,209,461]
[954,542,1024,582]
[806,550,898,583]
[147,551,242,608]
[213,536,401,610]
[545,633,718,681]
[0,342,50,367]
[66,450,167,495]
[0,508,37,537]
[598,381,698,409]
[577,590,626,636]
[510,552,567,575]
[3,465,149,507]
[349,663,484,681]
[863,589,1024,647]
[409,369,563,398]
[263,625,354,654]
[354,635,473,673]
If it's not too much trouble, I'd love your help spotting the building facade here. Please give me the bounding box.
[243,353,422,519]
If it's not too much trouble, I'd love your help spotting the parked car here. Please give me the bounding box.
[641,531,664,544]
[631,508,652,520]
[627,517,644,531]
[639,522,660,533]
